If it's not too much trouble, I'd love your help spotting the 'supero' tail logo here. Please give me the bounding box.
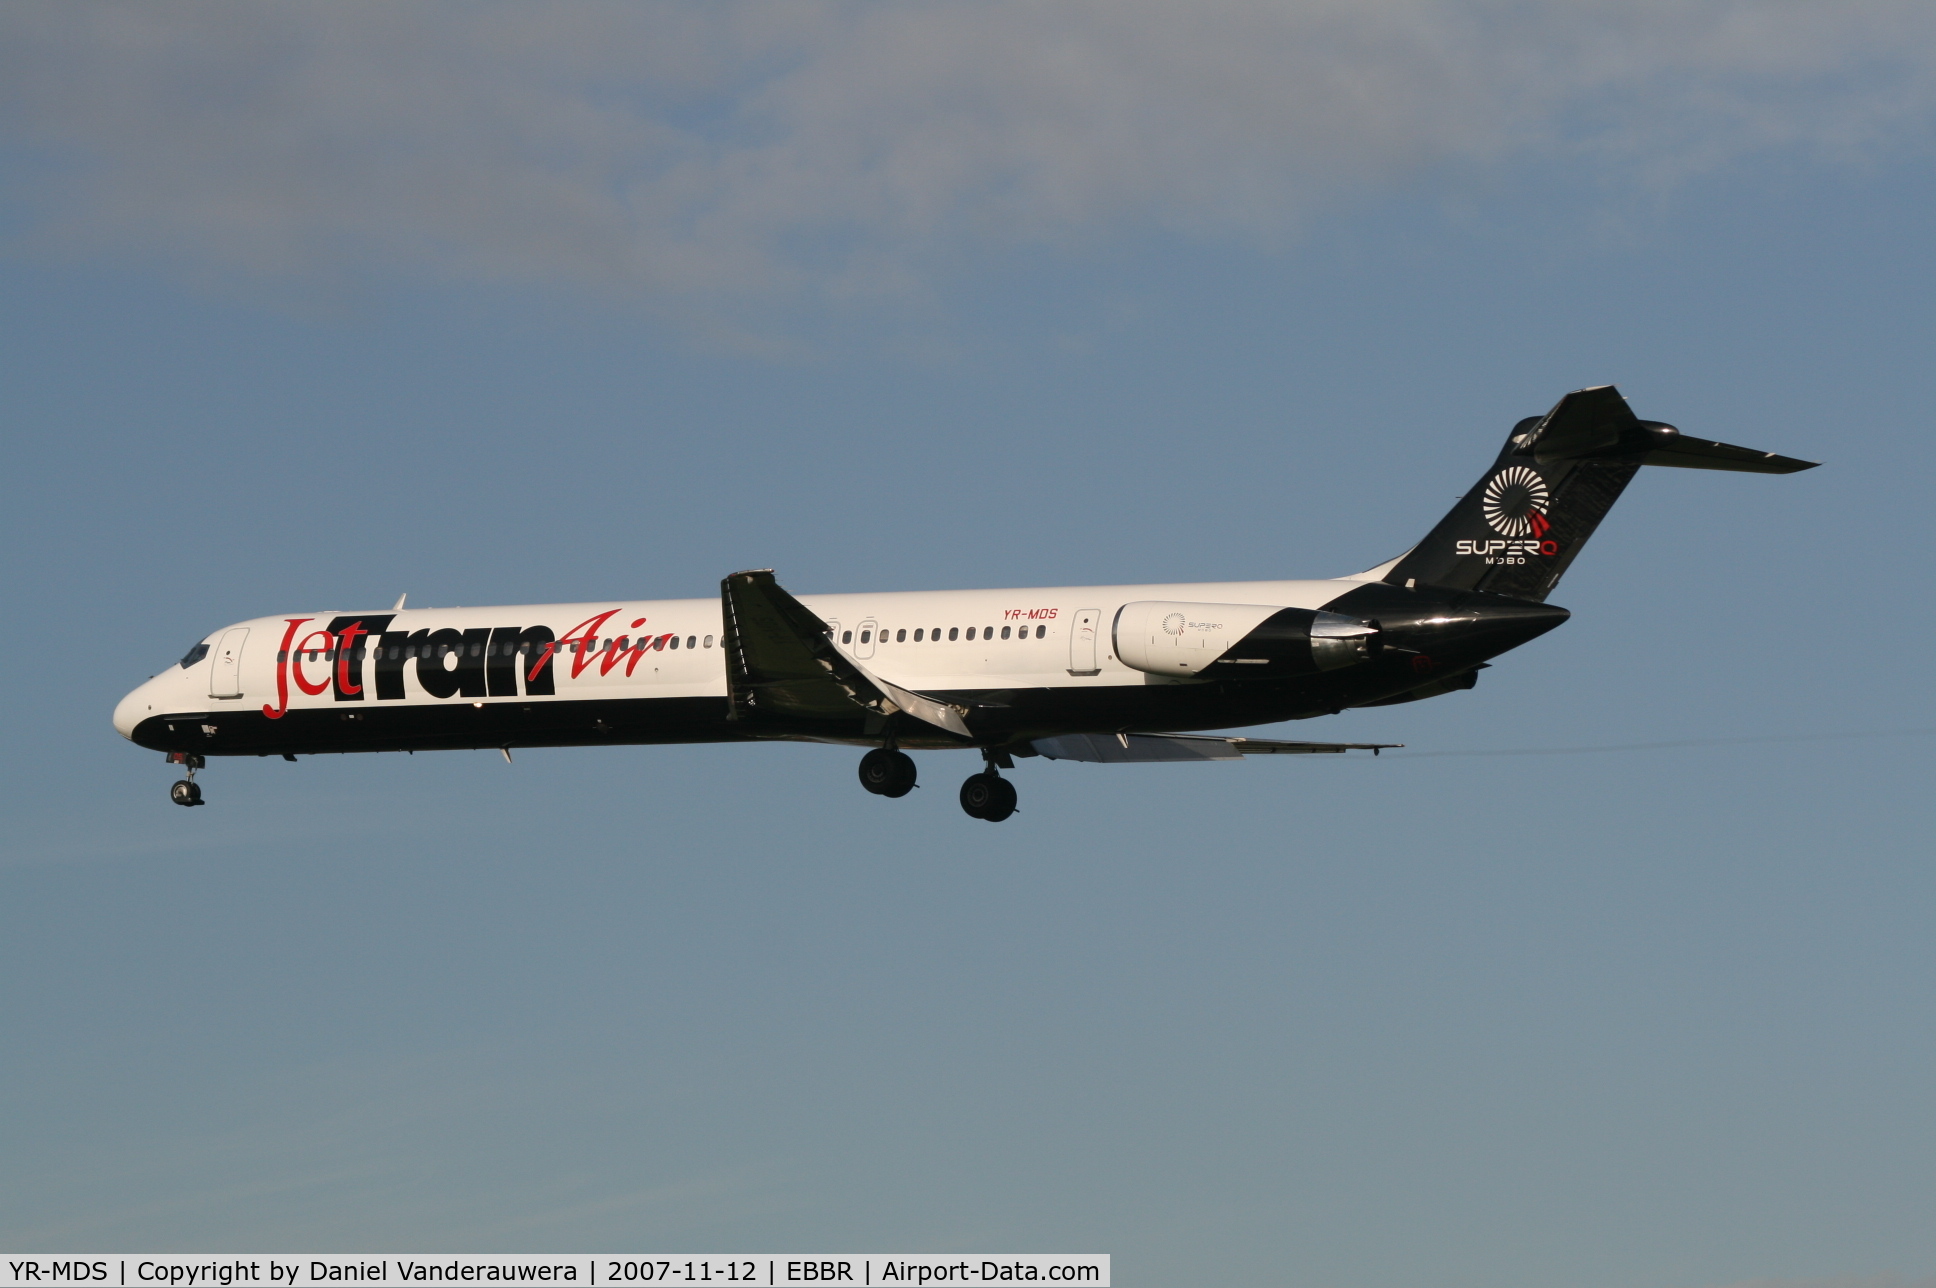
[1482,466,1551,538]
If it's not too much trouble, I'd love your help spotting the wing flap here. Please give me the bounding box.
[1030,733,1398,762]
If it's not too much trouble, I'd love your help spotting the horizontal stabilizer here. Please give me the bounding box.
[1521,385,1818,472]
[1031,733,1398,762]
[1640,434,1818,474]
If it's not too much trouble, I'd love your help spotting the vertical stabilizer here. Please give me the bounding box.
[1383,385,1816,601]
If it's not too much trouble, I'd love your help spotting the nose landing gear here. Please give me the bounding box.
[858,747,917,798]
[167,752,206,807]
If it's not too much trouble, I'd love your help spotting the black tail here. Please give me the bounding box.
[1383,385,1817,601]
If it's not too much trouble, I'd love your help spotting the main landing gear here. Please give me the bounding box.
[856,745,1020,821]
[959,754,1017,822]
[858,747,917,798]
[167,752,206,807]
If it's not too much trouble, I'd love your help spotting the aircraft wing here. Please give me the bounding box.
[1030,733,1399,762]
[720,569,972,738]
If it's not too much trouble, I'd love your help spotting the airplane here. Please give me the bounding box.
[114,385,1815,821]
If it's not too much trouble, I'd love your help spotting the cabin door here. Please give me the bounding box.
[1067,609,1101,675]
[209,627,249,698]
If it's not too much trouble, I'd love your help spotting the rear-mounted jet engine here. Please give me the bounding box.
[1112,601,1382,677]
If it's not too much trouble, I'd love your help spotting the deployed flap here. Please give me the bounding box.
[1230,736,1401,754]
[872,674,976,739]
[1031,733,1398,762]
[720,570,972,738]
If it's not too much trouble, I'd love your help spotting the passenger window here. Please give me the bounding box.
[896,629,906,642]
[983,626,994,640]
[705,635,714,647]
[687,636,697,649]
[860,630,871,643]
[913,629,924,641]
[1001,625,1011,639]
[843,630,853,644]
[1036,625,1046,639]
[932,627,940,639]
[948,627,959,641]
[669,635,680,649]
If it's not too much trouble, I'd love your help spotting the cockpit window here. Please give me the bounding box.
[179,642,210,669]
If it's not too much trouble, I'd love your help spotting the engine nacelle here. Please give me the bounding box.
[1114,602,1384,677]
[1112,601,1286,676]
[1308,611,1381,670]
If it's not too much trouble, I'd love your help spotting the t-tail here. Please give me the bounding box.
[1381,384,1818,601]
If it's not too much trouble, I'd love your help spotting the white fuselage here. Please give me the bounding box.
[115,578,1365,736]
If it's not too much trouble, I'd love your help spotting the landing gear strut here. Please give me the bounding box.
[959,753,1017,822]
[167,752,206,807]
[858,747,917,798]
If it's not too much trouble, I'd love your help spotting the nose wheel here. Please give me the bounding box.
[167,752,206,807]
[959,769,1017,822]
[858,747,917,798]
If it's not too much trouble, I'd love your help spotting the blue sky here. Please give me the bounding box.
[4,5,1935,1284]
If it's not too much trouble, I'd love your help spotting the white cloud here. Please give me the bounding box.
[4,0,1935,313]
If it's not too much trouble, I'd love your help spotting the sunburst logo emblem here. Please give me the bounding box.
[1482,465,1551,539]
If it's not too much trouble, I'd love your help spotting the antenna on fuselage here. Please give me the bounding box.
[392,593,407,611]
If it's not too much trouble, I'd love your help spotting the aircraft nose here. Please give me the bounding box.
[113,680,154,740]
